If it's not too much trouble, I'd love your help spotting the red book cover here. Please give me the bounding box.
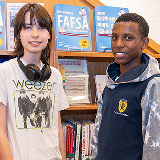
[66,125,70,158]
[70,126,74,158]
[88,129,91,156]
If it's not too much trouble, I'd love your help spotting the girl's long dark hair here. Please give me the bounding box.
[13,3,52,62]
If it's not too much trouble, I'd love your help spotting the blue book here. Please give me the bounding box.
[53,4,92,51]
[0,1,6,50]
[93,6,129,52]
[0,55,12,63]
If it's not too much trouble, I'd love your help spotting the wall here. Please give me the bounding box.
[99,0,160,45]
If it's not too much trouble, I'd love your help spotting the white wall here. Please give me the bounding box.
[99,0,160,45]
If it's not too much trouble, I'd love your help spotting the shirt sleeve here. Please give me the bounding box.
[141,77,160,160]
[91,94,103,159]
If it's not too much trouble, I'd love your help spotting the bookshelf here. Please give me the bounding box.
[1,0,160,118]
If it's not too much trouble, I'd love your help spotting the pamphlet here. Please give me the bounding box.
[0,1,6,50]
[58,59,90,103]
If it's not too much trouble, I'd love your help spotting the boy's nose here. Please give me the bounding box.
[116,38,125,48]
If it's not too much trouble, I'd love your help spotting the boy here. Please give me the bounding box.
[92,13,160,160]
[0,3,68,160]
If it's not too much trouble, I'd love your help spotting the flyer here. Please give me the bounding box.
[95,75,106,100]
[58,59,90,103]
[0,1,6,50]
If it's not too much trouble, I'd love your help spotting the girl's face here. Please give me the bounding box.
[20,11,50,56]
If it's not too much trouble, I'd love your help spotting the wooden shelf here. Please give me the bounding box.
[1,50,160,59]
[56,51,160,59]
[57,51,114,58]
[0,50,14,55]
[65,103,98,110]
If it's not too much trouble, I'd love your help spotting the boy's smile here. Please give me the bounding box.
[111,21,148,74]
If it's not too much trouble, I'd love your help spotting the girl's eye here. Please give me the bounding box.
[25,25,32,29]
[38,26,45,30]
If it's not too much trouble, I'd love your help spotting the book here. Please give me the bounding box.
[87,120,95,158]
[93,5,129,52]
[75,121,82,160]
[81,122,86,159]
[66,124,70,158]
[83,121,89,158]
[53,4,92,51]
[0,1,6,50]
[62,122,67,154]
[70,125,74,158]
[66,119,77,158]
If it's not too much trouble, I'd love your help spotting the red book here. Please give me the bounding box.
[70,126,74,158]
[66,125,70,158]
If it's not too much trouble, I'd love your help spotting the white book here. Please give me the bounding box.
[61,122,67,152]
[87,120,95,158]
[75,121,81,160]
[81,122,86,160]
[82,121,89,158]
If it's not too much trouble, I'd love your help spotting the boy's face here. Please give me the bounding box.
[20,11,50,56]
[111,21,148,69]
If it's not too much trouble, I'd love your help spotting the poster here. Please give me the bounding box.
[58,59,90,103]
[0,1,6,50]
[93,6,129,52]
[53,4,92,51]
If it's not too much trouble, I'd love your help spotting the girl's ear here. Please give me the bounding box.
[142,37,149,50]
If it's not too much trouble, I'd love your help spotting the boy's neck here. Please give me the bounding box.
[119,55,142,76]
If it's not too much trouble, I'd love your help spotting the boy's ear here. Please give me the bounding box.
[142,37,149,50]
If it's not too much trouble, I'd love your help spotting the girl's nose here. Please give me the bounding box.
[31,27,39,38]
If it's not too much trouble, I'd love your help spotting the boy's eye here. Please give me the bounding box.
[112,36,118,40]
[125,36,133,40]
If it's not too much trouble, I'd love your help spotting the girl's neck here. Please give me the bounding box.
[21,53,41,68]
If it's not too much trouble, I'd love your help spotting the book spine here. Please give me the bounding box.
[70,126,74,158]
[81,124,86,159]
[85,123,89,159]
[66,125,70,158]
[75,123,81,160]
[62,123,67,154]
[88,129,91,156]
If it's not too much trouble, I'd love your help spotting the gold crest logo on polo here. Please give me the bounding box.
[118,99,127,113]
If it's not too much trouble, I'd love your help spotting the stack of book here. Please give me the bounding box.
[62,119,95,160]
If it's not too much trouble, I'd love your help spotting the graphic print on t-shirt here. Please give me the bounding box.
[13,80,55,129]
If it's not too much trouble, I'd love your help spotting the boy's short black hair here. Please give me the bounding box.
[13,3,52,62]
[115,13,149,40]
